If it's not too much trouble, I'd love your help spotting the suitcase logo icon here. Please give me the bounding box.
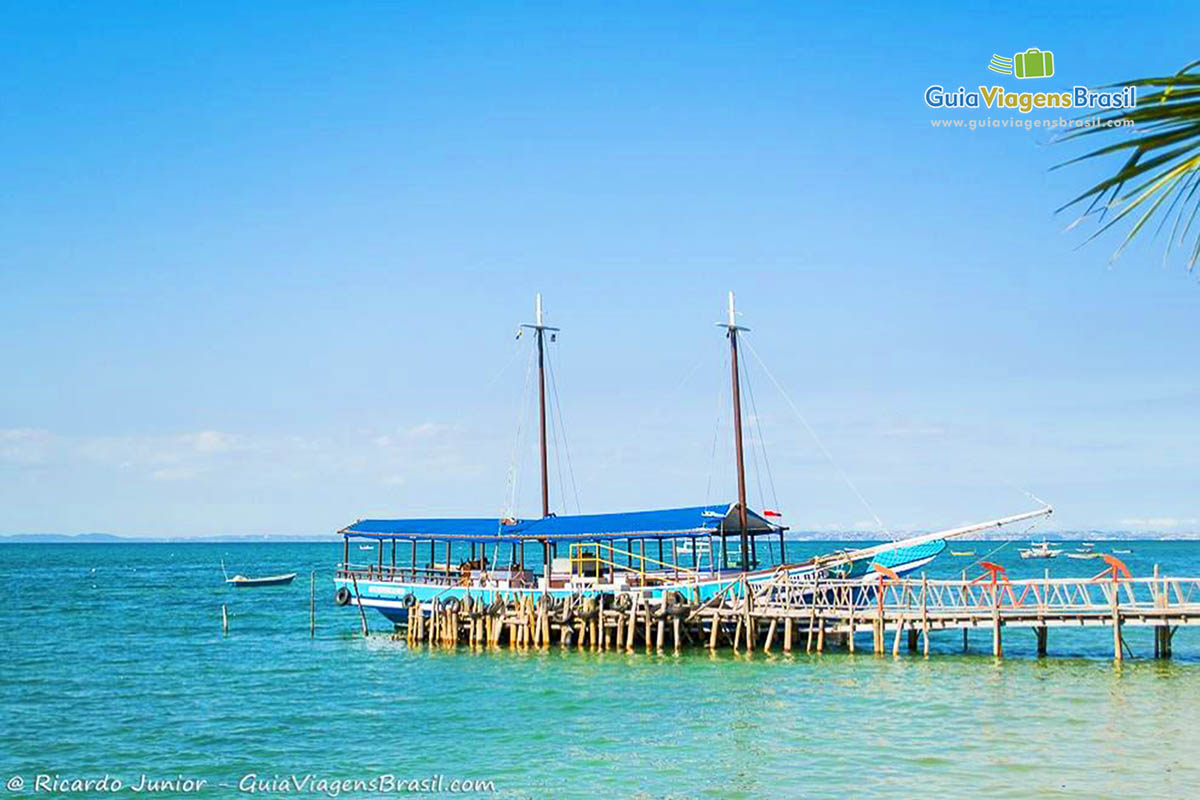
[988,48,1055,79]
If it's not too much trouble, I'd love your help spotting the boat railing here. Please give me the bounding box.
[337,563,469,585]
[744,572,1200,617]
[567,542,701,585]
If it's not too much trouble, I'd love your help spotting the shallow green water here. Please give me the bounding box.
[2,542,1198,799]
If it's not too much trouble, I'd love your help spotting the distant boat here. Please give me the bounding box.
[1112,548,1132,554]
[1081,541,1095,547]
[1020,541,1063,559]
[225,573,297,587]
[359,545,374,551]
[221,559,296,587]
[950,550,975,557]
[1066,552,1103,560]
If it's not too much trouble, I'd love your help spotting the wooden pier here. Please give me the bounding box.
[387,565,1199,661]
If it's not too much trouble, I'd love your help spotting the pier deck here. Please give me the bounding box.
[374,566,1199,661]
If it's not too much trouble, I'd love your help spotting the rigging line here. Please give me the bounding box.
[503,340,537,519]
[574,349,711,497]
[742,354,780,513]
[545,345,582,515]
[968,522,1037,571]
[704,345,730,508]
[741,335,892,539]
[744,369,768,514]
[481,338,530,394]
[545,346,567,516]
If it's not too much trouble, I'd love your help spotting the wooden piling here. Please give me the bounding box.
[309,571,316,638]
[1112,584,1123,663]
[627,594,639,652]
[350,575,369,637]
[221,603,229,634]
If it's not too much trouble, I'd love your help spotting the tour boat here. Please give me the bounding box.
[333,293,1051,625]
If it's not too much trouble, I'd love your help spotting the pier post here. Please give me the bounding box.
[961,569,968,653]
[708,613,719,650]
[221,604,228,634]
[1036,626,1047,657]
[783,615,793,653]
[309,571,315,638]
[847,613,855,654]
[920,573,929,657]
[991,607,1002,659]
[1153,564,1166,659]
[628,594,639,652]
[1112,584,1123,663]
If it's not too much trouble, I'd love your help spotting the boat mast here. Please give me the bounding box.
[522,293,559,519]
[721,291,751,570]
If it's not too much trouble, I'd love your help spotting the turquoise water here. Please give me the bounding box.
[2,541,1198,799]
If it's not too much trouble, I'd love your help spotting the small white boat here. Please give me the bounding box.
[1112,548,1132,554]
[225,573,297,587]
[1066,552,1103,560]
[1020,541,1063,559]
[359,545,374,551]
[221,559,296,587]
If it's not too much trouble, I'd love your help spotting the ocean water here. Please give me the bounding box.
[2,541,1198,799]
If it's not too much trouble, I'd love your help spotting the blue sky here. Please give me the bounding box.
[2,2,1199,536]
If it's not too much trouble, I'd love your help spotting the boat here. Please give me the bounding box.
[1019,541,1063,559]
[226,573,297,587]
[359,545,374,551]
[333,293,1053,624]
[221,559,296,587]
[950,550,975,557]
[1112,548,1132,554]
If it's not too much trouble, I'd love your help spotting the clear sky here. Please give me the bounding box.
[2,2,1198,536]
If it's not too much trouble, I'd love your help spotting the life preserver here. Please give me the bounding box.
[402,593,418,609]
[334,586,352,606]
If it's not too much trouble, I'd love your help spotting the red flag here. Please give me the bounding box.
[762,509,782,518]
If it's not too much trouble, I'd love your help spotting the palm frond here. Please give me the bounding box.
[1057,60,1200,270]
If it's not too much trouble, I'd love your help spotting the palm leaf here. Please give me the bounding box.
[1056,60,1200,270]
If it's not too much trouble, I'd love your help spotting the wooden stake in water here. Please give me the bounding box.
[221,603,229,634]
[350,574,369,637]
[309,571,316,638]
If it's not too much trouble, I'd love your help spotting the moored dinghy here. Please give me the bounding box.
[226,573,297,587]
[222,560,296,587]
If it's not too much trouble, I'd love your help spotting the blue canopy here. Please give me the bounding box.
[341,504,784,542]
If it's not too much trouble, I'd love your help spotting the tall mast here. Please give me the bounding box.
[522,293,559,518]
[720,291,751,570]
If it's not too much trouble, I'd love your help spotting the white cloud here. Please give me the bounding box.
[182,431,239,453]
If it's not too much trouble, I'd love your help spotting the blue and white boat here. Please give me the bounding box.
[333,293,1051,625]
